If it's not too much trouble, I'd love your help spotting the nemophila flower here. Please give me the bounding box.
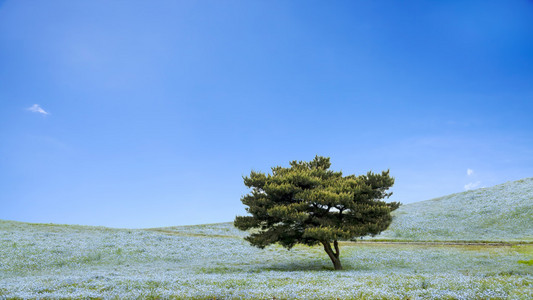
[373,178,533,242]
[1,210,532,299]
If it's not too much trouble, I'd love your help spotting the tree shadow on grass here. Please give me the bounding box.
[262,260,330,271]
[260,259,363,272]
[197,260,334,273]
[197,259,368,274]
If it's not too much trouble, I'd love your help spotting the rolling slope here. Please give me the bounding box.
[373,178,533,242]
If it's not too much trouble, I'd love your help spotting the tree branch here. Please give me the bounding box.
[333,240,340,257]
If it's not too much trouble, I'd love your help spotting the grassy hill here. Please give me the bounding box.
[1,178,532,298]
[1,220,532,299]
[372,177,533,242]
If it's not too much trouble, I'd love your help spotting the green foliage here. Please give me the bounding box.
[518,259,533,266]
[234,156,399,269]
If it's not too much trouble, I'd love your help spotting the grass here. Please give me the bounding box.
[1,220,532,299]
[369,177,533,242]
[1,177,532,298]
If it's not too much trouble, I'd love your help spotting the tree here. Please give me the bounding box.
[234,156,400,270]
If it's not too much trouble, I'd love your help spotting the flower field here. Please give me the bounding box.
[1,220,532,299]
[1,178,532,299]
[372,178,533,242]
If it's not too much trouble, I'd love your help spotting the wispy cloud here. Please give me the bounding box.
[464,181,481,190]
[27,104,49,115]
[467,168,474,176]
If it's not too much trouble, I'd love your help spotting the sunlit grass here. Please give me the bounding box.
[1,178,532,298]
[371,178,533,242]
[1,219,532,299]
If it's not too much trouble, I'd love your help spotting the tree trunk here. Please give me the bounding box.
[322,240,343,270]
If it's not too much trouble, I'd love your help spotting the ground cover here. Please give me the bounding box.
[2,178,532,298]
[370,178,533,242]
[1,220,532,299]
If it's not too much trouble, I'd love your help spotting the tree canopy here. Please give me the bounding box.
[234,156,400,270]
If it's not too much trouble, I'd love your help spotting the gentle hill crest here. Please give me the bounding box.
[1,178,531,243]
[1,179,533,297]
[373,177,533,242]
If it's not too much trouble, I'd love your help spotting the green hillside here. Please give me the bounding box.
[372,178,533,242]
[1,219,532,298]
[1,178,533,298]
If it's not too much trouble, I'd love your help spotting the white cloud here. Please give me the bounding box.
[27,104,49,115]
[467,168,474,176]
[464,181,481,191]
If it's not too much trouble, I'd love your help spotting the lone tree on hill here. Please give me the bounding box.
[234,156,400,270]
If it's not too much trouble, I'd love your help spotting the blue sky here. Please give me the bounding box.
[1,0,532,228]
